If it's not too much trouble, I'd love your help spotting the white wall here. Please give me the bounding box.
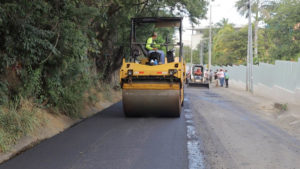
[212,59,300,104]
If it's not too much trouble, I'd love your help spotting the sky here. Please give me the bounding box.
[182,0,248,42]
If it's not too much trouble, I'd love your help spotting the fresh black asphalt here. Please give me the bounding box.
[0,102,188,169]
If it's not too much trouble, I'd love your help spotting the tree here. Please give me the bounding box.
[215,18,234,28]
[235,0,275,59]
[265,0,300,61]
[212,24,269,65]
[213,25,241,65]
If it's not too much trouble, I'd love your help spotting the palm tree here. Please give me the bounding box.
[215,18,234,28]
[235,0,275,59]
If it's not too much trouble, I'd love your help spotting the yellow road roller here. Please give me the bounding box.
[120,17,185,117]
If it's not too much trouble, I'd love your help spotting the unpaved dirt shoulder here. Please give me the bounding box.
[192,106,239,169]
[186,88,239,169]
[0,90,121,164]
[188,87,300,169]
[212,86,300,140]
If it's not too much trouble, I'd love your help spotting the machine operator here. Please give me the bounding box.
[146,32,165,64]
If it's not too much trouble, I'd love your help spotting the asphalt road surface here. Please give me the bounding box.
[1,87,300,169]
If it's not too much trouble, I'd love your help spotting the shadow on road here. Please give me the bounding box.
[94,101,125,119]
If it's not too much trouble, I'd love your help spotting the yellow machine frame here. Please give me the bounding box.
[120,57,186,103]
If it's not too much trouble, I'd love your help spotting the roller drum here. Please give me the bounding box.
[122,89,181,117]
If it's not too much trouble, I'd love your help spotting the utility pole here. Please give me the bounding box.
[247,0,254,93]
[246,4,250,91]
[200,41,204,65]
[249,0,254,93]
[190,25,194,71]
[208,0,212,72]
[254,0,259,59]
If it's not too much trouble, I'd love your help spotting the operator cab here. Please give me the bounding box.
[130,17,183,65]
[192,65,204,81]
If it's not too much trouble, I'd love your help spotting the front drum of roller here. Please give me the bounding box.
[122,89,181,117]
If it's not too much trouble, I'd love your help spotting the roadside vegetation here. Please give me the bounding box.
[274,103,288,112]
[185,0,300,65]
[0,0,208,152]
[0,99,42,152]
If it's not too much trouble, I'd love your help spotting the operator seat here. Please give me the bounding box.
[138,44,149,57]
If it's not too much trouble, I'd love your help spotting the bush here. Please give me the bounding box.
[0,81,9,106]
[0,1,99,118]
[0,101,39,152]
[20,66,43,100]
[46,58,94,118]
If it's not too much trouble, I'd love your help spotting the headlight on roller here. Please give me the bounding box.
[168,69,178,75]
[127,69,133,76]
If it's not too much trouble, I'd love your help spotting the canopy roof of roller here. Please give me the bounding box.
[132,17,182,27]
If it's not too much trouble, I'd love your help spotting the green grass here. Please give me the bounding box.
[0,104,39,152]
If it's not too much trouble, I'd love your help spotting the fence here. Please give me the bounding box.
[211,59,300,104]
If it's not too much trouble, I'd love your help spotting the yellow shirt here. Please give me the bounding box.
[146,37,160,50]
